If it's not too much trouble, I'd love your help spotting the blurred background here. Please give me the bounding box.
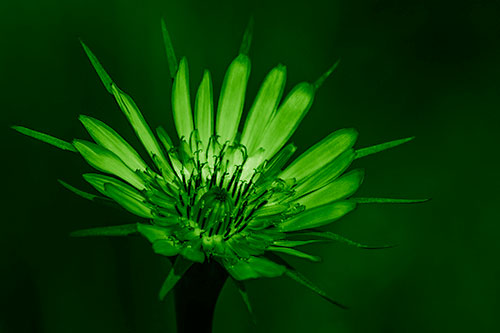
[1,0,499,332]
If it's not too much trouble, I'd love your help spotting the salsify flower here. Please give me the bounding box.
[13,19,424,313]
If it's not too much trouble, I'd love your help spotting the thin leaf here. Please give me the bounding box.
[355,136,414,159]
[158,256,193,301]
[288,230,395,249]
[80,40,113,93]
[353,197,429,204]
[313,59,340,90]
[12,126,77,152]
[268,246,321,262]
[161,18,178,79]
[58,179,99,201]
[70,224,138,237]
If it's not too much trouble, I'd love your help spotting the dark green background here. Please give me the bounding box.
[2,0,499,332]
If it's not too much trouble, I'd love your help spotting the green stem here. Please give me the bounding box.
[174,261,228,333]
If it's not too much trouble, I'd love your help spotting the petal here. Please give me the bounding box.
[195,70,214,151]
[257,82,315,161]
[353,197,429,204]
[355,136,414,159]
[137,223,171,242]
[104,183,153,218]
[74,140,145,189]
[277,201,356,232]
[12,126,76,152]
[294,169,364,209]
[79,115,148,172]
[83,173,143,199]
[58,179,99,201]
[240,65,286,154]
[160,19,178,79]
[158,256,193,301]
[268,246,321,262]
[280,128,358,182]
[225,256,286,280]
[172,57,194,140]
[216,54,251,144]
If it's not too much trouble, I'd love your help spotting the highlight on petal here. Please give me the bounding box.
[280,128,358,183]
[294,169,365,210]
[172,57,194,140]
[355,136,414,159]
[104,183,153,218]
[74,140,145,190]
[159,256,193,301]
[12,126,77,152]
[79,115,148,172]
[257,82,315,161]
[195,70,214,150]
[278,201,357,232]
[216,54,251,144]
[240,64,287,154]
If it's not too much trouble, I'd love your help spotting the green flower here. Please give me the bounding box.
[13,19,424,309]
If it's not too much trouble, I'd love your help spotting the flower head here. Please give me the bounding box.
[13,19,424,307]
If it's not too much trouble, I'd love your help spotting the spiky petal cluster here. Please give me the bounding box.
[13,20,423,306]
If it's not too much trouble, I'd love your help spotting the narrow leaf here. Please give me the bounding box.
[289,231,395,250]
[353,197,429,204]
[268,246,321,262]
[313,59,340,90]
[70,224,138,237]
[12,126,76,152]
[58,179,99,201]
[80,40,113,93]
[355,136,414,159]
[159,256,193,301]
[161,19,178,79]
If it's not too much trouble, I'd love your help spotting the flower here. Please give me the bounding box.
[13,19,424,308]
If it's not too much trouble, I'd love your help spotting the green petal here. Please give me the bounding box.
[289,231,394,249]
[194,70,214,150]
[353,197,429,204]
[225,256,286,280]
[355,136,414,159]
[240,65,287,154]
[158,256,193,301]
[172,57,194,140]
[79,115,148,172]
[70,224,138,237]
[216,54,251,144]
[83,173,142,199]
[257,82,315,160]
[285,267,346,309]
[278,201,356,232]
[58,179,99,201]
[294,169,364,209]
[292,149,355,197]
[313,60,340,90]
[74,140,145,189]
[12,126,76,152]
[280,128,358,182]
[111,84,173,177]
[160,19,178,79]
[273,239,327,247]
[137,223,171,242]
[153,240,180,256]
[104,183,153,218]
[268,246,321,262]
[239,17,254,56]
[80,40,113,93]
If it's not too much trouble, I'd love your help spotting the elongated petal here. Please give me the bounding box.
[353,197,429,204]
[240,65,286,154]
[12,126,76,152]
[104,183,153,218]
[70,224,138,237]
[268,246,321,262]
[161,19,178,79]
[83,173,142,199]
[58,179,99,201]
[225,256,286,280]
[80,40,113,93]
[159,256,193,301]
[216,54,251,144]
[280,128,358,182]
[313,60,340,90]
[137,223,171,242]
[294,169,364,209]
[289,231,394,249]
[74,140,145,189]
[278,201,356,232]
[79,115,148,172]
[239,17,254,56]
[195,70,214,149]
[153,240,180,256]
[257,83,315,161]
[273,239,326,247]
[172,57,194,140]
[355,136,414,159]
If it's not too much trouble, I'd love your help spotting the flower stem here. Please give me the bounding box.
[174,261,228,333]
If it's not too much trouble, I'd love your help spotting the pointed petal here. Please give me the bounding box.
[240,65,287,154]
[137,223,172,242]
[239,17,254,56]
[172,57,194,140]
[58,179,99,201]
[278,201,356,232]
[273,239,327,247]
[74,140,145,189]
[353,197,429,204]
[80,40,113,93]
[257,82,315,161]
[195,70,214,149]
[294,169,364,209]
[158,256,193,301]
[288,231,395,249]
[104,183,153,218]
[70,224,138,237]
[355,136,414,159]
[12,126,76,152]
[225,256,286,280]
[83,173,142,198]
[161,19,178,79]
[268,246,321,262]
[313,59,340,90]
[216,54,251,144]
[280,128,358,182]
[79,115,148,172]
[153,240,180,256]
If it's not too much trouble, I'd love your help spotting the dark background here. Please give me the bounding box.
[2,0,499,332]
